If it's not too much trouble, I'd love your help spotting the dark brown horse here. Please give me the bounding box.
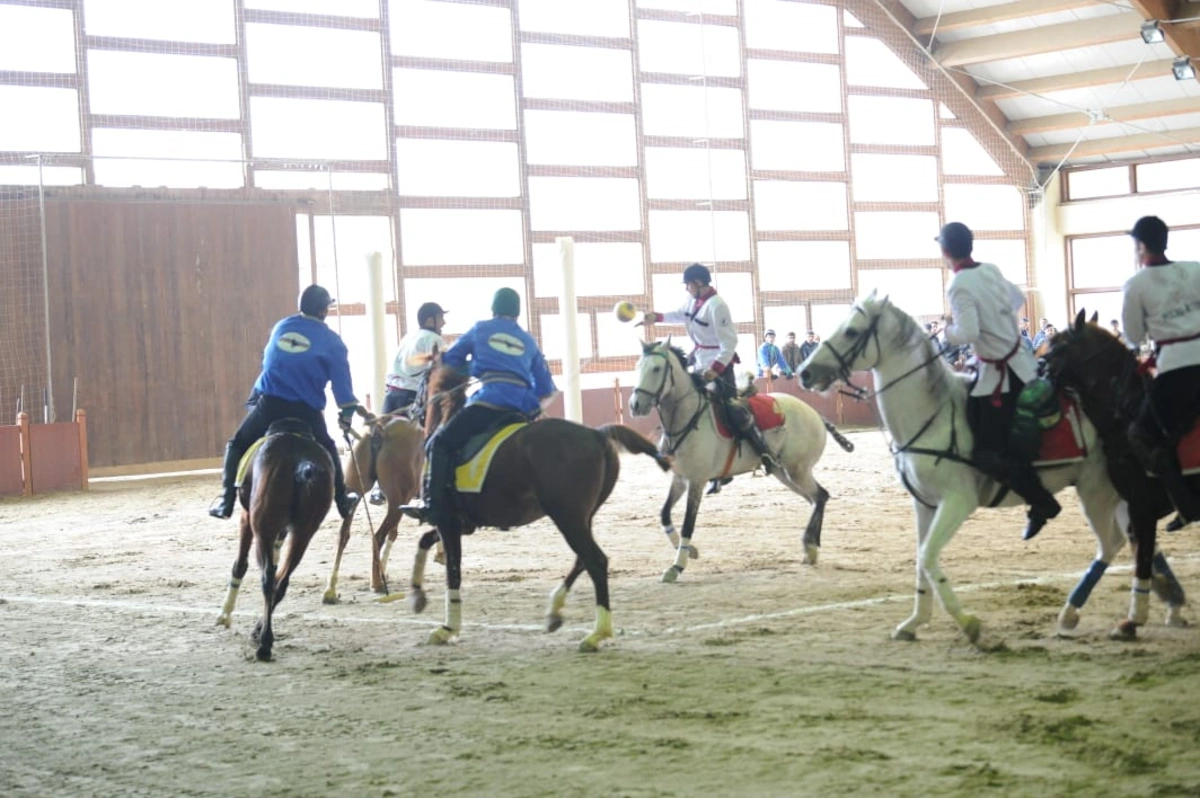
[409,366,672,651]
[216,418,334,660]
[1043,310,1188,637]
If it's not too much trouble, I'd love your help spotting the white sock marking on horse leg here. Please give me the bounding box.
[380,536,395,576]
[580,606,613,652]
[411,546,429,591]
[217,577,242,626]
[445,588,462,633]
[673,539,691,571]
[548,583,568,617]
[664,526,680,549]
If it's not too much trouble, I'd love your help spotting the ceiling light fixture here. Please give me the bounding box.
[1174,55,1197,81]
[1141,20,1165,43]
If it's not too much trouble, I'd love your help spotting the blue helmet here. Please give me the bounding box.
[682,263,711,284]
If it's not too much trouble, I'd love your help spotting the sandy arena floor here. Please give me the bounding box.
[1,431,1199,797]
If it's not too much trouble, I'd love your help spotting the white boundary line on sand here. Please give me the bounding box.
[3,554,1194,637]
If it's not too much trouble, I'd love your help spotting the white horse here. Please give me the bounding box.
[629,338,852,582]
[798,293,1185,642]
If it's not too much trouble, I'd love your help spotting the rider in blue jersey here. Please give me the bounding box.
[208,285,362,520]
[401,287,557,528]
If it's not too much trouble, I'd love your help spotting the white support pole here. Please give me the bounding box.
[366,251,388,412]
[557,236,583,424]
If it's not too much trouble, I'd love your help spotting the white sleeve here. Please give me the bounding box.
[943,282,980,346]
[657,298,691,325]
[1007,279,1025,313]
[712,300,739,369]
[1121,276,1147,346]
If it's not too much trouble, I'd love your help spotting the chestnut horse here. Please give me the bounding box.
[216,418,334,661]
[408,366,672,652]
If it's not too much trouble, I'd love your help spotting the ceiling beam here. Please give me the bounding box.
[913,0,1099,37]
[1128,1,1200,86]
[935,13,1144,67]
[1009,96,1200,135]
[1030,125,1200,161]
[976,58,1178,100]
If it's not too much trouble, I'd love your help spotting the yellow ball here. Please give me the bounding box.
[614,300,638,323]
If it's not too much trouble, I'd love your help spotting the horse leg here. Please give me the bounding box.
[547,557,586,633]
[322,514,354,604]
[915,495,979,643]
[272,522,318,611]
[371,507,403,594]
[217,511,253,628]
[893,500,936,641]
[427,524,464,645]
[545,508,612,652]
[409,528,439,614]
[774,469,829,566]
[662,481,703,583]
[1112,505,1159,640]
[1058,497,1126,634]
[661,473,698,560]
[1151,548,1188,627]
[255,530,281,661]
[378,512,402,587]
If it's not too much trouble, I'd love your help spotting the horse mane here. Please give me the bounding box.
[873,298,962,399]
[424,364,469,438]
[1048,316,1145,419]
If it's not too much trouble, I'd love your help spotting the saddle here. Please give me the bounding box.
[236,417,315,486]
[447,412,529,495]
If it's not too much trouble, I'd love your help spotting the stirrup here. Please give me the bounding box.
[399,500,431,522]
[369,488,386,506]
[1166,513,1194,533]
[208,493,235,520]
[760,454,779,476]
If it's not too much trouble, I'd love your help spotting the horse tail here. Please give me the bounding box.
[823,419,854,452]
[599,424,673,472]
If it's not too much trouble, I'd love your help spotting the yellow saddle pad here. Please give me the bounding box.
[454,423,526,493]
[235,438,268,487]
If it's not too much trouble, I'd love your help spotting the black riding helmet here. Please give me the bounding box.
[683,263,712,284]
[299,284,336,316]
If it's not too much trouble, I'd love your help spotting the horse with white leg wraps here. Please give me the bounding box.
[799,293,1183,642]
[629,338,852,582]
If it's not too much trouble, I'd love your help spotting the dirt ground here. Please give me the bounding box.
[1,430,1199,797]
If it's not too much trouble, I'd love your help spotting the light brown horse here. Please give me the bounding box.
[322,414,426,602]
[409,366,672,651]
[216,418,334,661]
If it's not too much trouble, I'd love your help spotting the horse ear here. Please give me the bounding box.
[1074,309,1086,331]
[664,334,672,349]
[866,288,878,302]
[1090,310,1099,324]
[640,339,654,354]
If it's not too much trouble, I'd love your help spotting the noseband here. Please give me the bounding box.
[632,350,676,406]
[632,348,710,454]
[820,305,884,399]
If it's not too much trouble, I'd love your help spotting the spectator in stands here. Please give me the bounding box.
[780,331,803,375]
[799,331,819,362]
[757,330,792,379]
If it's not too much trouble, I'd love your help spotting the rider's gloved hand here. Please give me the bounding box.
[338,404,359,434]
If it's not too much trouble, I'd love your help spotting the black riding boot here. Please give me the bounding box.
[208,442,244,519]
[1147,446,1200,532]
[974,451,1061,541]
[729,401,780,475]
[332,456,360,520]
[400,449,453,527]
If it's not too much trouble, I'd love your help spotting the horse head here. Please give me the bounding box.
[630,335,689,417]
[421,349,468,439]
[1042,307,1141,423]
[799,290,900,393]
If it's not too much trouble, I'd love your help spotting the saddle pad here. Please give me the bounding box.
[455,423,526,494]
[1179,419,1200,476]
[714,394,787,439]
[1032,396,1087,467]
[235,437,268,487]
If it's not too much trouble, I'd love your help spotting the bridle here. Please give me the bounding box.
[821,302,945,403]
[632,347,710,454]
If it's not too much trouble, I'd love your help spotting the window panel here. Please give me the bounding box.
[851,154,938,203]
[757,241,851,291]
[251,97,387,159]
[648,211,751,262]
[399,209,524,266]
[396,139,520,197]
[524,111,637,166]
[735,333,758,377]
[404,277,528,332]
[641,85,744,138]
[754,181,847,231]
[520,45,633,101]
[1070,291,1124,331]
[595,312,644,358]
[88,51,240,118]
[856,268,944,317]
[390,0,512,62]
[747,60,841,113]
[528,177,642,231]
[312,216,395,304]
[519,0,629,37]
[0,87,80,152]
[744,0,838,54]
[394,69,516,130]
[1135,158,1200,193]
[0,165,84,186]
[762,306,809,339]
[854,211,941,259]
[943,184,1025,231]
[650,271,754,323]
[1066,166,1131,199]
[255,171,390,191]
[940,127,1004,177]
[975,239,1028,286]
[638,0,736,13]
[638,20,741,78]
[1070,235,1134,290]
[849,96,934,146]
[533,242,644,297]
[83,0,235,43]
[810,303,852,339]
[540,314,594,360]
[91,128,243,187]
[1171,227,1200,255]
[845,37,928,90]
[646,148,747,200]
[246,0,379,17]
[246,24,382,90]
[749,121,843,172]
[0,6,75,73]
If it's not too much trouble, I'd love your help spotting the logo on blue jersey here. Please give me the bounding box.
[487,333,526,356]
[277,332,312,353]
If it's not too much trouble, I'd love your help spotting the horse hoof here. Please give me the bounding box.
[546,614,564,633]
[216,614,231,628]
[1165,610,1189,628]
[1110,620,1138,641]
[427,626,454,646]
[1058,606,1081,631]
[409,589,427,615]
[891,628,917,642]
[803,544,819,566]
[372,583,388,595]
[578,637,601,653]
[962,615,982,644]
[321,591,339,605]
[660,566,681,584]
[687,545,700,561]
[255,647,273,662]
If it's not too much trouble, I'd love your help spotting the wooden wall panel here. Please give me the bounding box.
[0,424,23,496]
[0,200,48,417]
[43,201,298,468]
[28,422,81,492]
